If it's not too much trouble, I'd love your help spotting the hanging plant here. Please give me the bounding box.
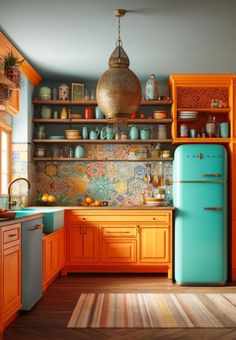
[3,50,24,87]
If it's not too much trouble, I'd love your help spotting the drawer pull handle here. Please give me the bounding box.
[8,234,17,237]
[204,207,223,211]
[107,231,130,234]
[29,224,43,231]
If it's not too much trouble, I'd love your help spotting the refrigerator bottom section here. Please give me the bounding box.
[174,218,227,285]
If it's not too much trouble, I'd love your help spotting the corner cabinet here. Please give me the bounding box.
[64,209,173,278]
[0,224,21,334]
[32,99,173,161]
[169,74,234,144]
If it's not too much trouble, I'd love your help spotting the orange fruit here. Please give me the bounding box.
[41,193,49,202]
[85,196,93,204]
[48,195,56,203]
[94,200,101,206]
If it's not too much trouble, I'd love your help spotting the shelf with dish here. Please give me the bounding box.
[32,99,173,106]
[32,118,172,124]
[32,138,172,144]
[172,137,231,144]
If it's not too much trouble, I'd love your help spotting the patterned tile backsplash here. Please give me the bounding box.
[34,159,173,207]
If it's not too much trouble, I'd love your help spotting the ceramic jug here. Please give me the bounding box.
[140,128,151,140]
[82,126,88,139]
[75,145,86,158]
[129,126,139,140]
[89,128,100,140]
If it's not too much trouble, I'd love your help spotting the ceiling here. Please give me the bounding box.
[1,0,236,83]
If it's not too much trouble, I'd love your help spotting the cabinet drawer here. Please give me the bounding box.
[68,211,171,224]
[102,226,137,238]
[3,224,21,245]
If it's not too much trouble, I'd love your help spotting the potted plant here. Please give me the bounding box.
[3,50,24,87]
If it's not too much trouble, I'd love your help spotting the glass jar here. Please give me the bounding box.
[180,124,188,137]
[145,74,158,100]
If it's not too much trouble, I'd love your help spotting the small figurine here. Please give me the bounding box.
[59,84,69,100]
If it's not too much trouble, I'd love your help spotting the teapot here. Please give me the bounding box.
[89,128,100,140]
[100,126,114,140]
[129,126,139,140]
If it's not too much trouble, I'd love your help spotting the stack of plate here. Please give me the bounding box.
[178,110,198,120]
[144,197,165,206]
[65,129,81,139]
[153,111,167,119]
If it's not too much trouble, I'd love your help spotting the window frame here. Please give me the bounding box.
[0,122,12,195]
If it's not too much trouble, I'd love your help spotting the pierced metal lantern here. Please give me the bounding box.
[96,9,141,119]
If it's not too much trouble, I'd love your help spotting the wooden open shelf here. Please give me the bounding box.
[177,107,230,113]
[32,99,172,106]
[33,118,172,124]
[33,139,172,144]
[173,137,231,144]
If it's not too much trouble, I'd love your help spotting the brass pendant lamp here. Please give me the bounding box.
[96,9,142,119]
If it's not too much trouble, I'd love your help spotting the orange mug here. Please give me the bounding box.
[84,107,94,119]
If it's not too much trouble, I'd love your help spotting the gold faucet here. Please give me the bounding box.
[8,177,31,210]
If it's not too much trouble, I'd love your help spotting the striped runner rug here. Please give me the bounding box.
[67,293,236,328]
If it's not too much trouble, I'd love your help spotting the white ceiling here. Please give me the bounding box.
[1,0,236,82]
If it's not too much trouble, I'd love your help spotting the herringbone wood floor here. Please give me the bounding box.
[3,274,236,340]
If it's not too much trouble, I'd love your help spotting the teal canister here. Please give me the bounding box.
[129,126,139,139]
[95,106,105,119]
[140,128,150,140]
[75,145,86,158]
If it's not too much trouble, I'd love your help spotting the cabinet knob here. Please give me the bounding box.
[82,217,86,220]
[152,217,156,220]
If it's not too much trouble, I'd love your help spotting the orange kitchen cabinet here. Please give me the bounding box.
[42,227,65,291]
[8,90,20,115]
[68,224,99,264]
[169,74,234,144]
[101,224,137,263]
[139,225,170,263]
[0,224,21,334]
[65,209,173,277]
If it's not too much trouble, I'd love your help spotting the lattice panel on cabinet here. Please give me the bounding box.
[177,87,228,108]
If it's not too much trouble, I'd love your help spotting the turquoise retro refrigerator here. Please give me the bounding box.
[173,144,227,285]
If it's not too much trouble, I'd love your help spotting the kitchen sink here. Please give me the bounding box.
[14,207,64,234]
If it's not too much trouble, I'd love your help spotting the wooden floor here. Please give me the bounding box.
[3,274,236,340]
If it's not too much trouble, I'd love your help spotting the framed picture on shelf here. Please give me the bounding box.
[71,83,84,101]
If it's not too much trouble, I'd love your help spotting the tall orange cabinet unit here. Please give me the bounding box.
[169,74,236,280]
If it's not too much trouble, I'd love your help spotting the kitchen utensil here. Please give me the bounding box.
[82,126,88,139]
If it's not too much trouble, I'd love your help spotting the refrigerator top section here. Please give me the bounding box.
[173,144,227,182]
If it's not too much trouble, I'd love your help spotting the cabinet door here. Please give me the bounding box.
[8,90,20,115]
[3,244,21,320]
[139,225,170,263]
[69,224,99,263]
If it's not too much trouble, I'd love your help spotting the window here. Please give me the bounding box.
[0,125,11,194]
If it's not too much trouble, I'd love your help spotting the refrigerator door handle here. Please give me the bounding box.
[204,207,223,211]
[202,173,222,177]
